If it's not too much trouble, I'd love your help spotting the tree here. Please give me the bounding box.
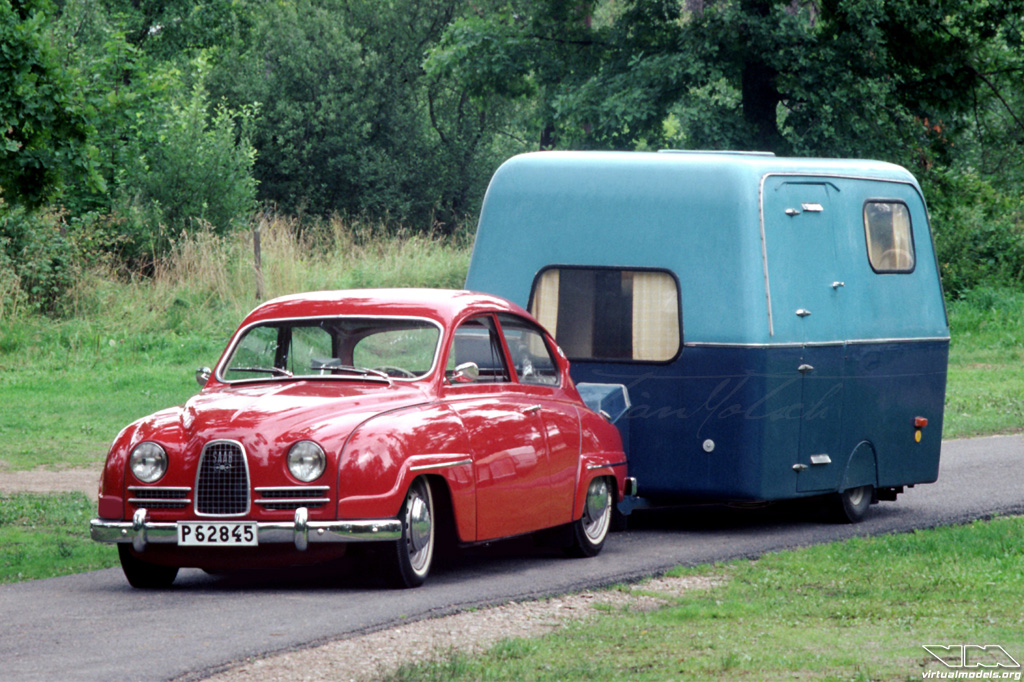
[0,0,99,207]
[429,0,1024,171]
[208,0,517,229]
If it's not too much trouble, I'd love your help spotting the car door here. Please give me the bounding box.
[496,313,581,526]
[442,314,552,540]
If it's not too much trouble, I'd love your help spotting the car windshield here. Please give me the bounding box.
[220,317,442,383]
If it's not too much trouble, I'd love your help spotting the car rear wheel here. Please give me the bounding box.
[383,478,435,588]
[566,477,612,557]
[829,484,873,523]
[118,544,179,589]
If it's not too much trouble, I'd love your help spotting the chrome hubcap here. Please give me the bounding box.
[582,478,611,542]
[404,482,433,573]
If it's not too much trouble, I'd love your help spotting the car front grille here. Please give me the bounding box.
[254,487,330,511]
[128,486,191,509]
[195,441,250,516]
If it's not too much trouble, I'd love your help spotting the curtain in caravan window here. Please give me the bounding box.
[631,271,680,361]
[864,201,915,272]
[531,269,560,334]
[528,267,680,361]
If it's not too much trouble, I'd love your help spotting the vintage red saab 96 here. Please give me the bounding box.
[91,289,629,588]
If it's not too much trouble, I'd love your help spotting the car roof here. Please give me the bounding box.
[239,288,530,327]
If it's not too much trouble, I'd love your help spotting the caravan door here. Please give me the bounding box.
[762,177,846,492]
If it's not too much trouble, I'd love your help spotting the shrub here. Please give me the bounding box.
[114,74,257,264]
[924,169,1024,299]
[0,202,77,315]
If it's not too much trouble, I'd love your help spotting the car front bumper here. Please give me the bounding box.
[90,507,402,552]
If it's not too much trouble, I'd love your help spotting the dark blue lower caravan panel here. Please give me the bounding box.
[569,339,947,505]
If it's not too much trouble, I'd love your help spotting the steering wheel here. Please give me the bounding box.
[879,248,912,269]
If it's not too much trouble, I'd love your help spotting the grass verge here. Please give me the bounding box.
[383,516,1024,681]
[0,493,119,583]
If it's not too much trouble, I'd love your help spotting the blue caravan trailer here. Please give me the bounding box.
[465,151,949,522]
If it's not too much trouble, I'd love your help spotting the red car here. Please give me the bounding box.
[91,289,628,588]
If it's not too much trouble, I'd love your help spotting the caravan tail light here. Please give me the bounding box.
[913,416,928,443]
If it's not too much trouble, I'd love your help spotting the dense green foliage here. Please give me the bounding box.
[1,0,1023,313]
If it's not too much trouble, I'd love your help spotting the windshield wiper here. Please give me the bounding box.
[317,365,392,384]
[229,366,294,378]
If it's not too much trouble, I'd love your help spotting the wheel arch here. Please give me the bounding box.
[839,441,878,493]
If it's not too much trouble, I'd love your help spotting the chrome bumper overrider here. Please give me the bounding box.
[90,507,402,552]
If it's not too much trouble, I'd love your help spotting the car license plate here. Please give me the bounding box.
[177,522,258,546]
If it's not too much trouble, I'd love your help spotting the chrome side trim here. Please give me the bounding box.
[587,461,628,471]
[758,174,774,337]
[684,336,950,349]
[410,458,473,472]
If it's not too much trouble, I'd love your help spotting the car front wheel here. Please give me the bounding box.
[566,477,612,557]
[118,544,179,589]
[383,478,435,588]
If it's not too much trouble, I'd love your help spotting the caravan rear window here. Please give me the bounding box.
[864,201,915,273]
[529,267,680,362]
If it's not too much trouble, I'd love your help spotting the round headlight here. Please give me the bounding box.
[288,441,326,482]
[130,442,167,483]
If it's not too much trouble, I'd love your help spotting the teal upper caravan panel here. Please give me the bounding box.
[465,151,948,346]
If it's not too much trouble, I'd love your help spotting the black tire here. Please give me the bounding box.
[382,478,435,588]
[565,477,612,558]
[828,485,873,524]
[118,544,179,589]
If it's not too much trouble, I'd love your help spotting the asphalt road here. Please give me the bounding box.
[2,434,1021,682]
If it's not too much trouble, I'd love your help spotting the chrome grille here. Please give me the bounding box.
[254,486,329,511]
[128,486,190,510]
[195,441,250,516]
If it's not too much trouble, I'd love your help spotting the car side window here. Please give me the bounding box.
[497,314,560,386]
[448,316,511,383]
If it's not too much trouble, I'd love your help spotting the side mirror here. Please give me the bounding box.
[451,362,479,384]
[195,366,212,387]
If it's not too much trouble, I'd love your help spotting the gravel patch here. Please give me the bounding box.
[203,575,722,682]
[0,465,101,500]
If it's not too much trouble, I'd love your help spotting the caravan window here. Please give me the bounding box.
[864,201,915,273]
[529,267,680,362]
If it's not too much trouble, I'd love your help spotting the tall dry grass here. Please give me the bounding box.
[58,215,472,339]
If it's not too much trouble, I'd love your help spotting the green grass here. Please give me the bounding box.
[944,287,1024,438]
[0,492,120,583]
[384,516,1024,681]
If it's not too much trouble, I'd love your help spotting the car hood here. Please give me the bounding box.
[136,380,435,452]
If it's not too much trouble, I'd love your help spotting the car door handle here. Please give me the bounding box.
[523,405,542,415]
[798,364,814,374]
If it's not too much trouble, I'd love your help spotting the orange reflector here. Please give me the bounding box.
[914,417,928,428]
[914,430,922,443]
